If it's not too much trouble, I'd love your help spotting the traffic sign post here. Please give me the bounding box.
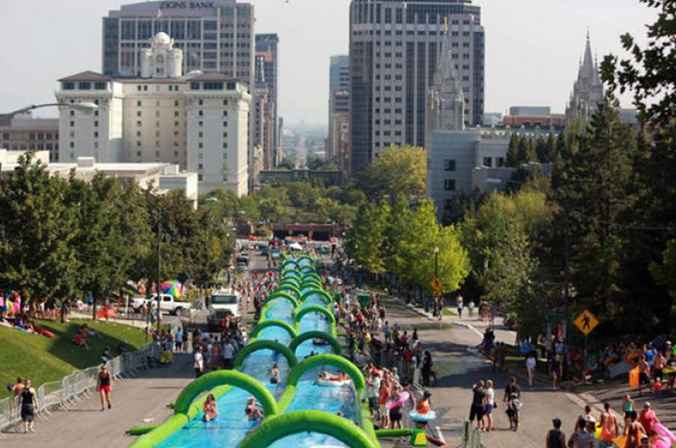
[574,309,599,372]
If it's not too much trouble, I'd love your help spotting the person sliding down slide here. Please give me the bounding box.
[318,371,349,382]
[202,394,217,422]
[245,397,263,422]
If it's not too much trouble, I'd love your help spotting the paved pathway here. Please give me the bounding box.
[380,297,590,448]
[1,354,194,448]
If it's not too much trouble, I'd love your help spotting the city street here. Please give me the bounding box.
[378,297,588,448]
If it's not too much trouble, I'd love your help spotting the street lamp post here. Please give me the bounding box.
[432,246,440,315]
[156,207,162,332]
[0,102,98,126]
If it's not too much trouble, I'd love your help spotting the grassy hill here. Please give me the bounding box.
[0,319,148,399]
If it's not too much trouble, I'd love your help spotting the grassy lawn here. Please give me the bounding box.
[0,319,148,399]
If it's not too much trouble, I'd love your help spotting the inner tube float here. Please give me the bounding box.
[409,410,437,423]
[317,378,351,387]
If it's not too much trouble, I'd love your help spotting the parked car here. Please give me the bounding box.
[131,294,191,315]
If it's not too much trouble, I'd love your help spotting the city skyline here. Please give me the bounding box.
[0,0,656,126]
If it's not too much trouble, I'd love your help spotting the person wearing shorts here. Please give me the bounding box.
[97,364,112,411]
[483,380,496,431]
[20,379,37,433]
[469,381,486,429]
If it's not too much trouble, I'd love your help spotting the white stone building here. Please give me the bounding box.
[0,150,198,208]
[56,32,250,197]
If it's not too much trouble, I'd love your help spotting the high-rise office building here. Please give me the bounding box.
[103,1,255,84]
[349,0,485,173]
[254,54,274,170]
[328,55,350,163]
[255,34,280,164]
[102,0,256,184]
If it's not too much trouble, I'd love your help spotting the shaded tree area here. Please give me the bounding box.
[0,154,233,316]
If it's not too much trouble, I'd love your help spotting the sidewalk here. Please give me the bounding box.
[394,297,676,433]
[380,296,587,448]
[1,354,194,448]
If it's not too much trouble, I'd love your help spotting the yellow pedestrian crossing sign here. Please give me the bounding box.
[574,309,599,336]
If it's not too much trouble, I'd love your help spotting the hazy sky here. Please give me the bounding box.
[0,0,656,126]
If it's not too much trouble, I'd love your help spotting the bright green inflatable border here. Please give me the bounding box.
[250,320,298,340]
[130,258,379,448]
[289,331,342,356]
[265,291,299,308]
[234,339,298,369]
[173,370,278,415]
[278,278,301,289]
[239,410,378,448]
[276,285,301,299]
[300,288,333,304]
[295,305,335,325]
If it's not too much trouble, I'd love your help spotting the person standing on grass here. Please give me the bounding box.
[20,379,37,433]
[97,364,113,411]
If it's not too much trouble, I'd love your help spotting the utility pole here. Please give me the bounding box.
[156,207,162,332]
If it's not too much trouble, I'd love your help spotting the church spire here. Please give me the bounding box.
[426,18,465,132]
[566,30,604,125]
[581,30,595,79]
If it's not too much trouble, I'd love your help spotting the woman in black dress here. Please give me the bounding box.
[20,379,37,433]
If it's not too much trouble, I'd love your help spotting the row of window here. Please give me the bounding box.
[355,30,475,37]
[0,143,58,151]
[62,81,107,91]
[1,133,57,140]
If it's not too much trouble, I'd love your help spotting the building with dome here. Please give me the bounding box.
[140,32,183,79]
[565,33,604,126]
[56,32,251,197]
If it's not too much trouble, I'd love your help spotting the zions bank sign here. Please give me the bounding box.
[160,1,216,9]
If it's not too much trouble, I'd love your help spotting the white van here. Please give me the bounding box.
[208,289,242,318]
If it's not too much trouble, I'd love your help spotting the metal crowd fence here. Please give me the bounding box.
[0,343,160,433]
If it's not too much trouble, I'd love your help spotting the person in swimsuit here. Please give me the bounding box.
[20,379,37,433]
[270,363,280,385]
[97,364,112,411]
[245,397,263,421]
[625,412,646,448]
[622,394,636,435]
[416,391,432,415]
[599,402,619,445]
[203,394,217,422]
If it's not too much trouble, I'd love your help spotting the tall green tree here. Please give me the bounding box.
[600,0,676,329]
[356,145,427,202]
[516,136,537,164]
[552,99,636,316]
[67,175,134,319]
[506,134,520,167]
[345,201,389,274]
[0,154,79,309]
